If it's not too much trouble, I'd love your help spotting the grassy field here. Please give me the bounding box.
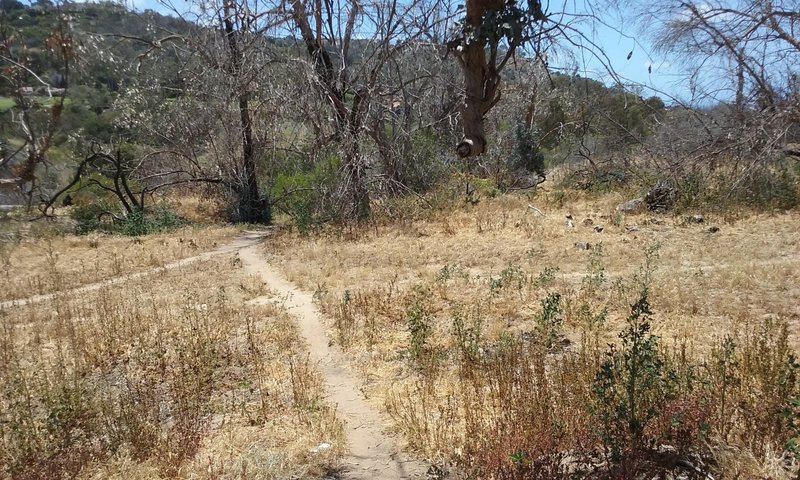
[0,96,73,113]
[2,185,799,479]
[0,250,343,479]
[0,223,239,302]
[265,186,800,478]
[269,189,799,345]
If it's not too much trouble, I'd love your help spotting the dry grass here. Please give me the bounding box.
[167,193,231,224]
[0,224,239,302]
[269,188,799,343]
[0,252,343,479]
[266,186,800,478]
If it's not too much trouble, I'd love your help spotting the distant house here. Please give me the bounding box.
[18,86,34,96]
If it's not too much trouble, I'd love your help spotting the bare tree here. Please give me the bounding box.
[0,6,73,205]
[41,142,223,218]
[648,1,799,107]
[217,0,271,222]
[632,0,800,205]
[645,1,799,141]
[366,40,461,192]
[286,0,452,219]
[105,0,286,223]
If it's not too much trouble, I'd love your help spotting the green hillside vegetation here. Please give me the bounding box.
[0,0,793,223]
[0,0,678,222]
[0,95,72,110]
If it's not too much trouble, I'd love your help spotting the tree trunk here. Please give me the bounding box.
[343,138,370,220]
[370,118,403,192]
[292,0,370,221]
[454,0,546,158]
[237,93,270,223]
[455,0,505,158]
[223,1,269,224]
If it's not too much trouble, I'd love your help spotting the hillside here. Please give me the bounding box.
[0,0,672,212]
[0,0,191,139]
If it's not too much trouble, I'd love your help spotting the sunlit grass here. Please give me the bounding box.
[0,253,343,478]
[267,186,800,478]
[0,225,239,302]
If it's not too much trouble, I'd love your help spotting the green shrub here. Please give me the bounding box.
[489,264,525,292]
[401,129,450,192]
[591,288,676,461]
[70,203,186,236]
[451,305,483,363]
[406,286,433,362]
[535,292,563,349]
[271,152,340,233]
[509,120,545,176]
[731,162,800,210]
[70,201,113,234]
[470,177,500,198]
[117,206,186,236]
[119,208,148,236]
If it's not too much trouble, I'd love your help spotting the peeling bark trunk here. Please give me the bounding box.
[453,0,546,158]
[456,0,503,158]
[454,0,510,158]
[458,45,490,157]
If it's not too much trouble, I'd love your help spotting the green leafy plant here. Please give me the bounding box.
[335,289,355,348]
[436,264,467,283]
[406,286,433,362]
[509,120,545,176]
[117,206,186,237]
[582,242,606,293]
[271,151,341,233]
[70,201,113,234]
[535,292,563,349]
[452,305,483,363]
[591,288,674,462]
[490,264,525,293]
[782,396,800,472]
[535,266,559,286]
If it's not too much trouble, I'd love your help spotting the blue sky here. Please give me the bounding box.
[123,0,689,102]
[564,17,690,103]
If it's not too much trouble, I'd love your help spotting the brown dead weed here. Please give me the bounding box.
[0,253,343,479]
[265,189,800,478]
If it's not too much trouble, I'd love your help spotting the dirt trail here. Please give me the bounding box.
[0,230,269,310]
[239,245,428,480]
[4,229,428,477]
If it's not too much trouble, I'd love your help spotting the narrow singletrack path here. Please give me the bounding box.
[0,230,269,310]
[239,244,428,480]
[4,229,427,477]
